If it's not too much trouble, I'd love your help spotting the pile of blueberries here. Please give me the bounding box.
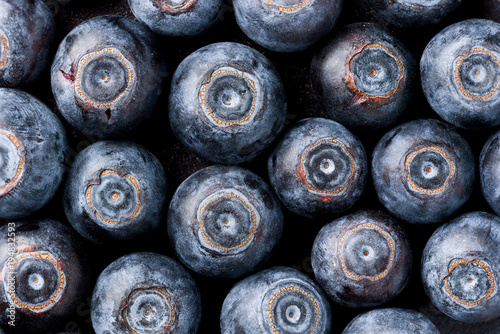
[1,0,500,333]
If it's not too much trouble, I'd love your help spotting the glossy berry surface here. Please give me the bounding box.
[51,15,163,138]
[342,308,440,334]
[0,0,56,88]
[312,209,412,308]
[233,0,342,52]
[0,88,67,220]
[167,165,283,279]
[421,19,500,129]
[0,220,89,333]
[91,252,201,334]
[128,0,223,37]
[422,212,500,323]
[220,266,331,333]
[268,117,367,218]
[480,129,500,216]
[168,42,286,163]
[365,0,462,28]
[311,22,416,129]
[372,119,475,224]
[64,140,168,244]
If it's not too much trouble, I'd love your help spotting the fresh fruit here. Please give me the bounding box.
[479,129,500,216]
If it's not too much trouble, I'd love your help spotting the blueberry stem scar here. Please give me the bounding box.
[337,223,395,281]
[263,0,311,12]
[154,0,198,14]
[199,68,257,126]
[267,285,320,334]
[0,130,25,196]
[86,170,141,225]
[0,34,7,68]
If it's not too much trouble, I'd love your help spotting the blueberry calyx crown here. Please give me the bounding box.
[0,129,25,196]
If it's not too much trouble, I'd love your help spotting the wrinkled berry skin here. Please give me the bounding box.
[64,140,168,244]
[51,15,163,138]
[372,119,475,224]
[220,267,332,333]
[421,19,500,130]
[312,209,412,308]
[480,130,500,216]
[0,220,89,333]
[0,0,56,88]
[167,165,283,279]
[91,252,201,334]
[311,22,416,129]
[128,0,223,37]
[422,212,500,323]
[342,308,440,334]
[169,42,286,163]
[233,0,342,52]
[366,0,461,28]
[268,118,367,219]
[0,89,67,220]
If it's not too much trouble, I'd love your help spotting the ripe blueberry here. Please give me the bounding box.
[0,220,89,333]
[372,119,475,224]
[311,209,412,308]
[167,165,283,279]
[51,15,164,138]
[91,252,201,334]
[220,266,332,333]
[422,212,500,323]
[0,88,67,220]
[480,129,500,216]
[268,117,367,219]
[64,140,168,244]
[311,22,416,129]
[0,0,56,87]
[168,42,287,163]
[421,19,500,129]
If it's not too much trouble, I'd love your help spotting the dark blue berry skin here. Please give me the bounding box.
[0,0,56,88]
[482,0,500,22]
[128,0,223,37]
[0,89,67,220]
[233,0,342,52]
[480,130,500,216]
[0,220,89,333]
[342,308,440,334]
[91,252,201,334]
[268,117,367,219]
[311,22,416,129]
[365,0,462,28]
[167,165,283,279]
[168,42,287,164]
[312,209,412,308]
[421,19,500,130]
[372,119,475,224]
[64,140,168,244]
[422,212,500,323]
[51,15,164,138]
[220,267,332,333]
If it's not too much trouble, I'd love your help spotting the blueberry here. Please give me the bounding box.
[128,0,223,37]
[220,266,332,333]
[422,211,500,323]
[421,19,500,130]
[51,15,164,138]
[311,22,416,129]
[311,209,412,308]
[168,42,287,163]
[482,0,500,22]
[167,165,283,279]
[0,88,67,220]
[64,140,168,244]
[91,252,201,334]
[372,119,475,224]
[0,220,89,333]
[365,0,462,28]
[342,308,440,333]
[233,0,342,52]
[480,129,500,216]
[0,0,56,87]
[268,117,367,219]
